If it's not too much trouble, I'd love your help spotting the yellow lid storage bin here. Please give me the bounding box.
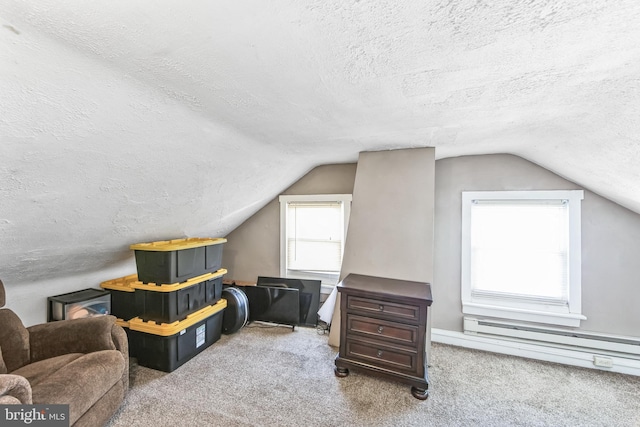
[113,318,138,358]
[130,237,226,285]
[132,269,226,324]
[128,300,227,372]
[101,269,226,324]
[100,274,138,321]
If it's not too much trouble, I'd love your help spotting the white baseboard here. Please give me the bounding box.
[431,328,640,377]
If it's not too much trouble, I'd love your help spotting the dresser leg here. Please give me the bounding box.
[411,386,429,400]
[334,366,349,377]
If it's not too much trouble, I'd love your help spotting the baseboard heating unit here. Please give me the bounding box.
[464,317,640,356]
[430,318,640,376]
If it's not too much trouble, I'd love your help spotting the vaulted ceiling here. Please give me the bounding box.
[2,1,639,284]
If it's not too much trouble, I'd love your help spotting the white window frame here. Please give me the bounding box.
[461,190,586,327]
[279,194,352,293]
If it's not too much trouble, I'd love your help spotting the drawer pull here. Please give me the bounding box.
[377,350,383,358]
[377,326,384,334]
[378,305,384,311]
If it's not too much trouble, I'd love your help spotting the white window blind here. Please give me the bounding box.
[470,200,569,305]
[286,201,343,273]
[461,190,585,327]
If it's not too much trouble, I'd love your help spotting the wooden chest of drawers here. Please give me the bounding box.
[334,273,433,400]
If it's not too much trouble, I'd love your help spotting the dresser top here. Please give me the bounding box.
[337,273,432,303]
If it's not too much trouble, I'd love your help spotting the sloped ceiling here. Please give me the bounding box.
[1,1,639,284]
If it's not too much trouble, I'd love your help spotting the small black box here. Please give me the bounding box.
[48,289,111,321]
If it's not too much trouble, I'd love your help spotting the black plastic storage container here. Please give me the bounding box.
[48,289,111,321]
[115,319,137,358]
[132,269,225,324]
[100,274,139,321]
[131,237,226,285]
[128,300,226,372]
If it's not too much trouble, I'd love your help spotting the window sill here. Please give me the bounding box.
[320,283,336,295]
[462,302,586,327]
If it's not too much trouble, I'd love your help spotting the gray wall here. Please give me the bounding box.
[223,153,640,338]
[339,148,435,283]
[434,154,640,336]
[223,163,357,283]
[328,147,435,347]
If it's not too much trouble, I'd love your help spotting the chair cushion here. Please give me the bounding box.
[27,350,125,426]
[28,316,117,363]
[11,353,84,387]
[0,309,30,372]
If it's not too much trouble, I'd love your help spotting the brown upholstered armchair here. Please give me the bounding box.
[0,280,128,426]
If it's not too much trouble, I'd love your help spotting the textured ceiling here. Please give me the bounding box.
[1,1,640,284]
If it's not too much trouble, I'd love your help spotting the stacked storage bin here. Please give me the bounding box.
[99,274,140,357]
[101,237,227,372]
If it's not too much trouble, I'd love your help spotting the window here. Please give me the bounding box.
[461,190,585,327]
[279,194,352,290]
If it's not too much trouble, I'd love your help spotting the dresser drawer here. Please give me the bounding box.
[346,338,417,373]
[346,314,419,346]
[347,295,422,323]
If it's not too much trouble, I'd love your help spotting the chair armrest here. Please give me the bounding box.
[0,374,32,404]
[111,323,129,392]
[27,315,118,363]
[111,323,128,358]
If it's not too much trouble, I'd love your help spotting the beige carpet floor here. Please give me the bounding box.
[106,324,639,427]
